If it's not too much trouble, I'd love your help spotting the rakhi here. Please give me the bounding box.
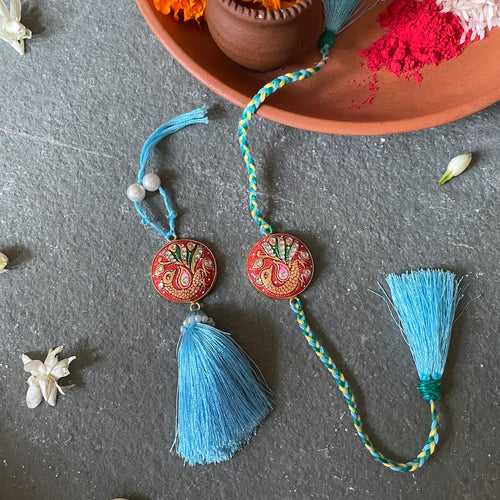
[238,132,462,472]
[126,107,271,465]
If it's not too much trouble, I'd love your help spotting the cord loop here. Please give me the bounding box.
[132,106,208,240]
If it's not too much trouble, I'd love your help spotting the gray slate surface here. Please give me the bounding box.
[0,1,499,499]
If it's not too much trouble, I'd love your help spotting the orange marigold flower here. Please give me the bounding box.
[153,0,294,22]
[153,0,207,22]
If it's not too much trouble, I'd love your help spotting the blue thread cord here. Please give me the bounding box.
[133,106,209,240]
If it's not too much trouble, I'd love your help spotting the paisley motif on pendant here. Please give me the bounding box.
[151,239,217,304]
[246,233,314,300]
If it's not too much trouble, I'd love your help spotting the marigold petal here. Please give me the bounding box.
[153,0,293,21]
[153,0,207,22]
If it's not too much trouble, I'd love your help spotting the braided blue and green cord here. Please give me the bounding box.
[238,34,334,236]
[290,297,440,472]
[237,18,443,471]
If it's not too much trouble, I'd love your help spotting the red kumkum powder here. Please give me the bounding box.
[361,0,470,84]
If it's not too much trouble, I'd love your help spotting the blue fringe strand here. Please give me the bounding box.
[386,270,460,386]
[176,313,272,465]
[321,0,362,34]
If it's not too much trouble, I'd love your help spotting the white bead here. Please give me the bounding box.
[126,183,145,202]
[142,173,161,192]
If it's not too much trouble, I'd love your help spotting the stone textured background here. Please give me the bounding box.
[0,1,499,499]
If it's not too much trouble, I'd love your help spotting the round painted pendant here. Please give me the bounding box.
[247,233,314,300]
[151,239,217,304]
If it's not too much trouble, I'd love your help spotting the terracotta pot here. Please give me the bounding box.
[205,0,324,71]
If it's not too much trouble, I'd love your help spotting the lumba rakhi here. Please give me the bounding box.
[127,107,271,465]
[239,125,462,471]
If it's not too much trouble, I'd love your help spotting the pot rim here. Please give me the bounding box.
[214,0,317,25]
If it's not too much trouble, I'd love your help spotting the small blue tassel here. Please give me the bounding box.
[175,310,272,465]
[386,270,460,401]
[321,0,363,36]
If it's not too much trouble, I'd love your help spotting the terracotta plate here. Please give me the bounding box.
[136,0,500,135]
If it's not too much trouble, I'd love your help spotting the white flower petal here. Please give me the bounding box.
[23,359,46,376]
[38,377,50,401]
[44,346,64,370]
[21,353,32,364]
[10,0,22,22]
[0,1,9,18]
[54,380,65,395]
[46,382,58,407]
[51,366,70,380]
[50,356,76,380]
[26,381,42,409]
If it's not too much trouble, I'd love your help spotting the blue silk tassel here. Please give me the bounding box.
[175,310,272,465]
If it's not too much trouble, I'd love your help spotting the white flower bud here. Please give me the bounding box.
[448,153,472,176]
[438,153,472,186]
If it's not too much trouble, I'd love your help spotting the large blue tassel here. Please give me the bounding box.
[386,270,461,401]
[175,310,272,465]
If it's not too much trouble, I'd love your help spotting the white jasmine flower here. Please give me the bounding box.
[21,346,76,408]
[438,153,473,186]
[0,252,8,271]
[0,0,32,55]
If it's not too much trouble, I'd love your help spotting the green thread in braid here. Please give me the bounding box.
[289,296,440,473]
[418,378,442,401]
[238,36,335,235]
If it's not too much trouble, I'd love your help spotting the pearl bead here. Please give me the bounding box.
[126,183,145,202]
[142,173,161,192]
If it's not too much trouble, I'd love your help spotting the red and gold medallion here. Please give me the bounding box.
[151,239,217,304]
[246,233,314,300]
